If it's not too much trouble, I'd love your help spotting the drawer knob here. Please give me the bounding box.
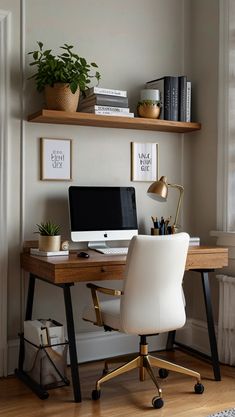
[101,267,107,273]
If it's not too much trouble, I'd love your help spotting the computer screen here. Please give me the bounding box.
[68,186,138,249]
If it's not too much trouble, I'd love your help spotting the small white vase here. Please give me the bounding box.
[140,89,160,101]
[39,235,61,252]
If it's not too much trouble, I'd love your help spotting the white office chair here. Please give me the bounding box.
[83,233,204,409]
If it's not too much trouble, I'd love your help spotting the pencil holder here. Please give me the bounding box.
[151,228,159,235]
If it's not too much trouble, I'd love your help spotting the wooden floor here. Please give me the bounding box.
[1,350,235,417]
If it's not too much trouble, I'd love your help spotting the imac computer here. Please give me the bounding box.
[68,186,138,254]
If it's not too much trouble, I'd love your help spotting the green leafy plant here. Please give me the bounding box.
[137,99,161,108]
[28,41,101,93]
[35,221,61,236]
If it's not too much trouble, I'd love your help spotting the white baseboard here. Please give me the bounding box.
[73,331,168,364]
[176,318,213,355]
[7,318,214,375]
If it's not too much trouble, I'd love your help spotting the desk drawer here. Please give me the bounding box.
[55,264,125,283]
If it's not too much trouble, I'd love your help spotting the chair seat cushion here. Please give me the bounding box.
[83,298,122,331]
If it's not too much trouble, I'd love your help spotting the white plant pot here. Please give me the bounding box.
[140,89,160,101]
[39,235,61,252]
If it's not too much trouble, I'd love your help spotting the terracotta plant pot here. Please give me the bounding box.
[39,235,61,252]
[44,83,80,112]
[138,103,161,119]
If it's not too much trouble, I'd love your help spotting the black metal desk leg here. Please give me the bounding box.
[166,330,176,350]
[16,273,49,399]
[63,284,82,402]
[201,271,221,381]
[25,273,36,320]
[18,273,36,371]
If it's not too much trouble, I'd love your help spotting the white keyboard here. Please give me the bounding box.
[96,247,129,255]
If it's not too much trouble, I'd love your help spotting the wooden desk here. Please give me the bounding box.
[17,246,228,402]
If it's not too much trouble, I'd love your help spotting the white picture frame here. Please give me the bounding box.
[131,142,158,181]
[40,138,72,181]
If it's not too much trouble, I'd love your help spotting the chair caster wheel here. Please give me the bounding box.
[152,396,164,409]
[194,383,204,394]
[92,389,101,400]
[39,391,49,400]
[159,368,169,379]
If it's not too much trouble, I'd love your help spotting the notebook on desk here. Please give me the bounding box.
[30,248,69,257]
[189,237,200,246]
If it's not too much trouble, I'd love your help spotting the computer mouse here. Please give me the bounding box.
[77,251,90,258]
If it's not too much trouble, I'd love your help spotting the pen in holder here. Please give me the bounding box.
[151,216,174,235]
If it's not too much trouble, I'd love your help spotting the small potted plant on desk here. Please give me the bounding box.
[36,221,61,252]
[28,41,101,112]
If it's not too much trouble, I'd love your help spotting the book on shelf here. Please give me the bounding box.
[79,94,129,109]
[81,109,134,117]
[179,76,187,122]
[146,75,192,122]
[84,86,127,98]
[146,76,179,121]
[80,105,130,113]
[186,81,191,122]
[170,76,179,121]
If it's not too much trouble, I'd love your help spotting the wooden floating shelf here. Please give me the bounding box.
[27,109,201,133]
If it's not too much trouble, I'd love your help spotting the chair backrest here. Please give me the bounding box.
[120,233,190,335]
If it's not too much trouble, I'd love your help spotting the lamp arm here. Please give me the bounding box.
[168,183,184,227]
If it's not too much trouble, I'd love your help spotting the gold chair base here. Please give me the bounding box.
[96,343,201,398]
[95,342,202,399]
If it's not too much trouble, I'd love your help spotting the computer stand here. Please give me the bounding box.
[88,241,110,251]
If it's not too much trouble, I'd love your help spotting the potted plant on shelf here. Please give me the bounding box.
[137,89,161,119]
[35,220,61,252]
[137,99,161,119]
[28,41,101,112]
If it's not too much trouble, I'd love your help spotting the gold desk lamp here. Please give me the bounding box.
[147,176,184,233]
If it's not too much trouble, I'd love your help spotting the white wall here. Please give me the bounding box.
[22,0,186,335]
[183,0,220,321]
[1,0,221,369]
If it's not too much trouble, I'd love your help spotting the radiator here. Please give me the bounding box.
[217,274,235,365]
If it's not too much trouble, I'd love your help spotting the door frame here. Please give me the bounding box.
[0,9,10,377]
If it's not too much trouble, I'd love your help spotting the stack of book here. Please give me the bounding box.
[146,76,191,122]
[189,237,200,246]
[78,87,134,117]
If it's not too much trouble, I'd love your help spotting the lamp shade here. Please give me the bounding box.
[147,176,168,201]
[147,175,184,231]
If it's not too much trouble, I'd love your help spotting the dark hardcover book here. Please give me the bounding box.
[146,76,172,120]
[179,76,187,121]
[79,94,129,109]
[170,76,179,121]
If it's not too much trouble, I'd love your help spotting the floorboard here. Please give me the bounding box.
[1,350,235,417]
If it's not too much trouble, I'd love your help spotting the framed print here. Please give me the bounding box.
[131,142,158,181]
[40,138,72,181]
